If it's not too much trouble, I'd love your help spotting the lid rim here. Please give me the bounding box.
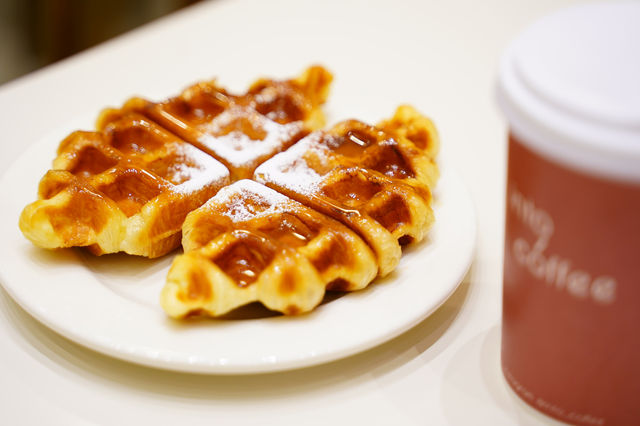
[495,1,640,182]
[497,74,640,184]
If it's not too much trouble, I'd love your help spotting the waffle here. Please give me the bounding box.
[19,113,230,258]
[161,179,377,317]
[254,105,439,276]
[110,65,333,180]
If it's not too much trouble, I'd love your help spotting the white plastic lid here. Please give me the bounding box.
[496,1,640,182]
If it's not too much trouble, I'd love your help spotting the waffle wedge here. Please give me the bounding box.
[19,113,230,258]
[110,65,333,180]
[161,179,377,318]
[254,105,439,276]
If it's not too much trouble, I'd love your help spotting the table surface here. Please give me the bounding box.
[0,0,581,424]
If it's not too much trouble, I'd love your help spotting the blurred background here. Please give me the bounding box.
[0,0,202,85]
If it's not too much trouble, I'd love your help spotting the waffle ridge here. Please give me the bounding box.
[162,180,378,317]
[254,105,439,277]
[20,113,230,257]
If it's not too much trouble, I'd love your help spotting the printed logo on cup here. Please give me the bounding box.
[508,186,617,306]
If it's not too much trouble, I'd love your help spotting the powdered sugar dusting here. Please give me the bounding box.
[171,143,230,194]
[197,107,302,167]
[210,180,291,222]
[253,132,329,195]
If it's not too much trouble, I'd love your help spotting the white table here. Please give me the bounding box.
[0,0,580,424]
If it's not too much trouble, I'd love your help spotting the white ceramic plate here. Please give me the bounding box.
[0,120,475,374]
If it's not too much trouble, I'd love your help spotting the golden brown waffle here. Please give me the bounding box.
[372,105,439,188]
[111,65,333,180]
[162,179,377,317]
[19,113,230,258]
[254,105,439,276]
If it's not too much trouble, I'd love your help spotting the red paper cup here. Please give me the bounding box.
[497,3,640,425]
